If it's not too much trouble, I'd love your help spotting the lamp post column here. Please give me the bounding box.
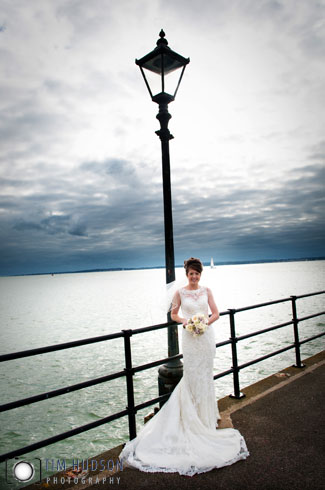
[156,101,175,286]
[156,100,183,404]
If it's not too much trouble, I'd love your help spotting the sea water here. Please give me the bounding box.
[0,260,324,483]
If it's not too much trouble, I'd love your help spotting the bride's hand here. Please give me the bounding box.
[182,319,188,328]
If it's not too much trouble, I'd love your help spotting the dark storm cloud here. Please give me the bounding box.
[1,138,324,276]
[170,159,325,259]
[1,154,324,274]
[0,153,168,274]
[14,214,88,237]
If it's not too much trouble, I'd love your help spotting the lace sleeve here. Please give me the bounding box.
[170,290,181,311]
[165,278,187,312]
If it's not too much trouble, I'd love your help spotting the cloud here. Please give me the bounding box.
[0,0,324,275]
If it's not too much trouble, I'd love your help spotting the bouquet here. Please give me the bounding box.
[185,314,209,337]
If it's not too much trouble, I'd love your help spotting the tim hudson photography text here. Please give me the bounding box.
[45,458,123,485]
[47,475,121,485]
[45,458,123,472]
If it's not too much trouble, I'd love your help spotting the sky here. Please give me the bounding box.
[0,0,324,275]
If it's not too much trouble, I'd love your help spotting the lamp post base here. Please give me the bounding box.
[158,361,183,408]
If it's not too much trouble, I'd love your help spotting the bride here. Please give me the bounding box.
[119,257,249,476]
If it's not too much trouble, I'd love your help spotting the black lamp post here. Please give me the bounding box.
[136,30,190,401]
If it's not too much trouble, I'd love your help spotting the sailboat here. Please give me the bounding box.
[210,257,215,269]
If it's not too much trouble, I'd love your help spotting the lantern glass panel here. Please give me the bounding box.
[164,67,182,97]
[142,56,184,98]
[142,66,162,96]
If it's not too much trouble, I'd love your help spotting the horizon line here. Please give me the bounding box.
[1,256,324,278]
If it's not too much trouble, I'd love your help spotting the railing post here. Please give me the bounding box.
[228,309,245,399]
[122,329,137,440]
[291,296,305,368]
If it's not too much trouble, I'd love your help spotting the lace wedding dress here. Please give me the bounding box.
[119,286,249,476]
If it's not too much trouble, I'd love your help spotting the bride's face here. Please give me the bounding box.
[187,268,201,286]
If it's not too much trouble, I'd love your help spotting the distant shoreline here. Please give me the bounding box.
[1,256,324,278]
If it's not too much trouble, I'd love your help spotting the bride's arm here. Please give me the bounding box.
[207,288,220,325]
[170,291,187,326]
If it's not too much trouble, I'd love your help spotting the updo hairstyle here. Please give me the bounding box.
[184,257,203,276]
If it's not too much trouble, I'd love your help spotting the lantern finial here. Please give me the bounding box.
[157,29,168,47]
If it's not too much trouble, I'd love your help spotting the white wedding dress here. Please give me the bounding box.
[119,286,249,476]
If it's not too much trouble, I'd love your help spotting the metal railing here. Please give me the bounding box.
[0,290,324,463]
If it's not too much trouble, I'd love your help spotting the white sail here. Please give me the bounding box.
[210,257,215,269]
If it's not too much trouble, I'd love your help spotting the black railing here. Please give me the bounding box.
[0,291,324,463]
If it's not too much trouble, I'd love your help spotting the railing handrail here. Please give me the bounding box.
[0,290,324,463]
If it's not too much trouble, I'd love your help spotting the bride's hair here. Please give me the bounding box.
[184,257,203,275]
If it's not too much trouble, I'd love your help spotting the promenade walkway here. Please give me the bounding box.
[27,351,325,490]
